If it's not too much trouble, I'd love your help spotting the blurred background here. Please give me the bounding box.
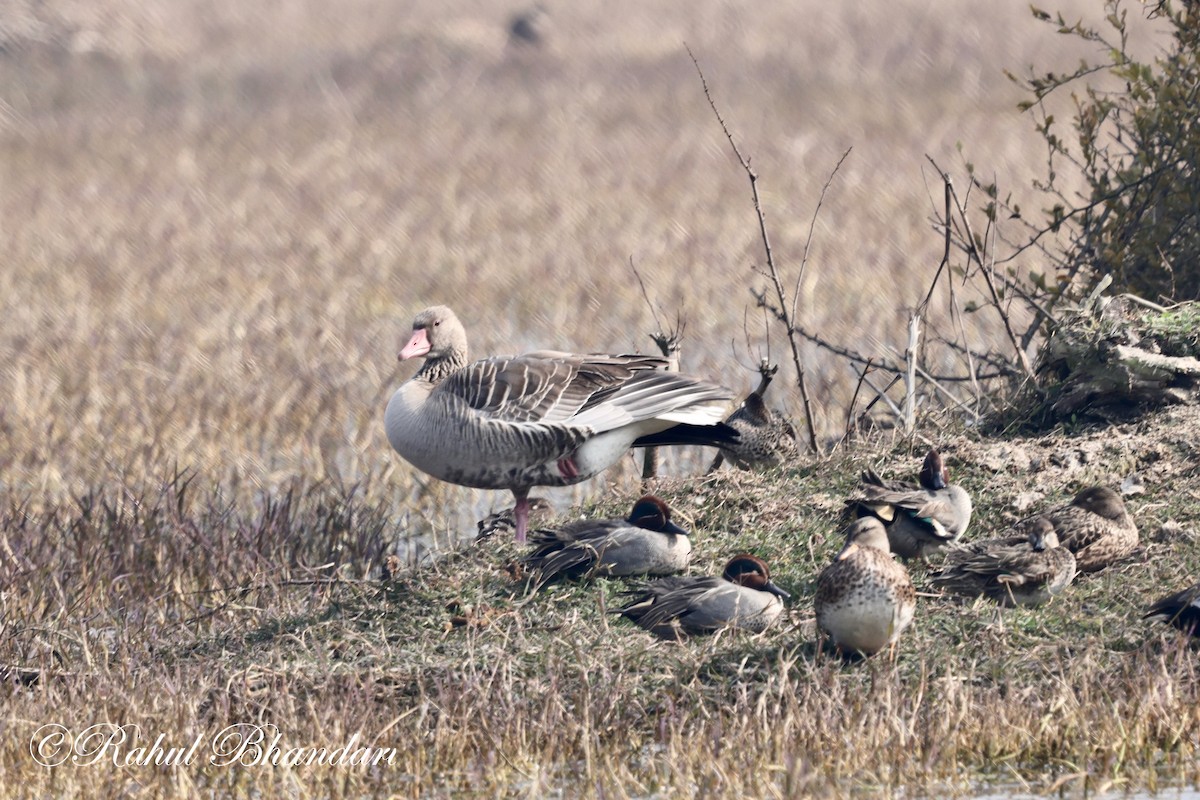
[0,0,1150,542]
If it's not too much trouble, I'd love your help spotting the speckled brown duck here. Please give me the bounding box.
[845,449,973,562]
[931,518,1078,607]
[708,361,797,473]
[522,495,691,585]
[1032,485,1138,573]
[617,554,789,640]
[815,517,916,657]
[385,306,738,542]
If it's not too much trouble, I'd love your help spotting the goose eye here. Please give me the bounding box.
[434,320,442,327]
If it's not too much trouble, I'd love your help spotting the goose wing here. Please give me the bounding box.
[438,351,731,431]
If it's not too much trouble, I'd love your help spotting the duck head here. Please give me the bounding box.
[918,449,949,491]
[723,554,790,599]
[1025,518,1060,551]
[626,495,688,535]
[1070,485,1127,520]
[837,516,892,559]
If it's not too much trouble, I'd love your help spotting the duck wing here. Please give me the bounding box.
[618,577,723,630]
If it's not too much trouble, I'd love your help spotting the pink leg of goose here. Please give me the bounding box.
[512,488,530,543]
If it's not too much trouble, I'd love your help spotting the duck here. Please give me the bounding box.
[522,495,691,585]
[476,498,554,541]
[1144,581,1200,637]
[1032,485,1138,573]
[845,448,973,562]
[930,517,1077,607]
[708,389,798,472]
[617,554,789,640]
[815,517,916,657]
[384,306,738,542]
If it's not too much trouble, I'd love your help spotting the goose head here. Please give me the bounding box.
[626,495,688,535]
[723,554,790,599]
[399,306,469,363]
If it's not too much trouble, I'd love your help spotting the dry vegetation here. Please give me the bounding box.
[2,0,1197,797]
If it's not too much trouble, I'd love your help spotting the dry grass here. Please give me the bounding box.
[1,0,1127,508]
[4,407,1200,797]
[2,0,1195,796]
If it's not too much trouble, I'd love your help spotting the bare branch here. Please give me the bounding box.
[903,313,922,433]
[688,45,821,454]
[842,358,873,443]
[927,157,1036,381]
[628,255,664,334]
[791,147,853,325]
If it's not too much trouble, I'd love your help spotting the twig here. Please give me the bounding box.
[862,373,905,420]
[1120,293,1168,313]
[903,313,922,432]
[914,363,977,420]
[918,173,954,313]
[927,157,1036,380]
[770,303,1011,381]
[628,256,684,480]
[946,254,982,406]
[791,147,854,326]
[837,371,904,447]
[843,358,874,441]
[629,255,665,334]
[688,45,821,455]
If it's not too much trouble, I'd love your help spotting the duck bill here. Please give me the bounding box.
[763,580,790,600]
[835,541,860,561]
[399,328,431,360]
[662,520,688,536]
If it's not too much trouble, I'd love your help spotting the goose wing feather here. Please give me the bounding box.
[437,352,729,431]
[438,353,663,424]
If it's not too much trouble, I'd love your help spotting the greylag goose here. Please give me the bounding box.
[815,517,916,657]
[522,495,691,585]
[385,306,737,542]
[617,554,789,640]
[930,518,1077,607]
[845,449,973,562]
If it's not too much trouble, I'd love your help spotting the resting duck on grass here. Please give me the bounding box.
[1145,581,1200,637]
[845,448,973,563]
[617,554,789,640]
[522,495,691,585]
[384,306,738,542]
[931,518,1077,607]
[815,517,916,658]
[1030,485,1138,573]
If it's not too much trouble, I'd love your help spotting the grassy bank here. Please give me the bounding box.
[4,404,1200,797]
